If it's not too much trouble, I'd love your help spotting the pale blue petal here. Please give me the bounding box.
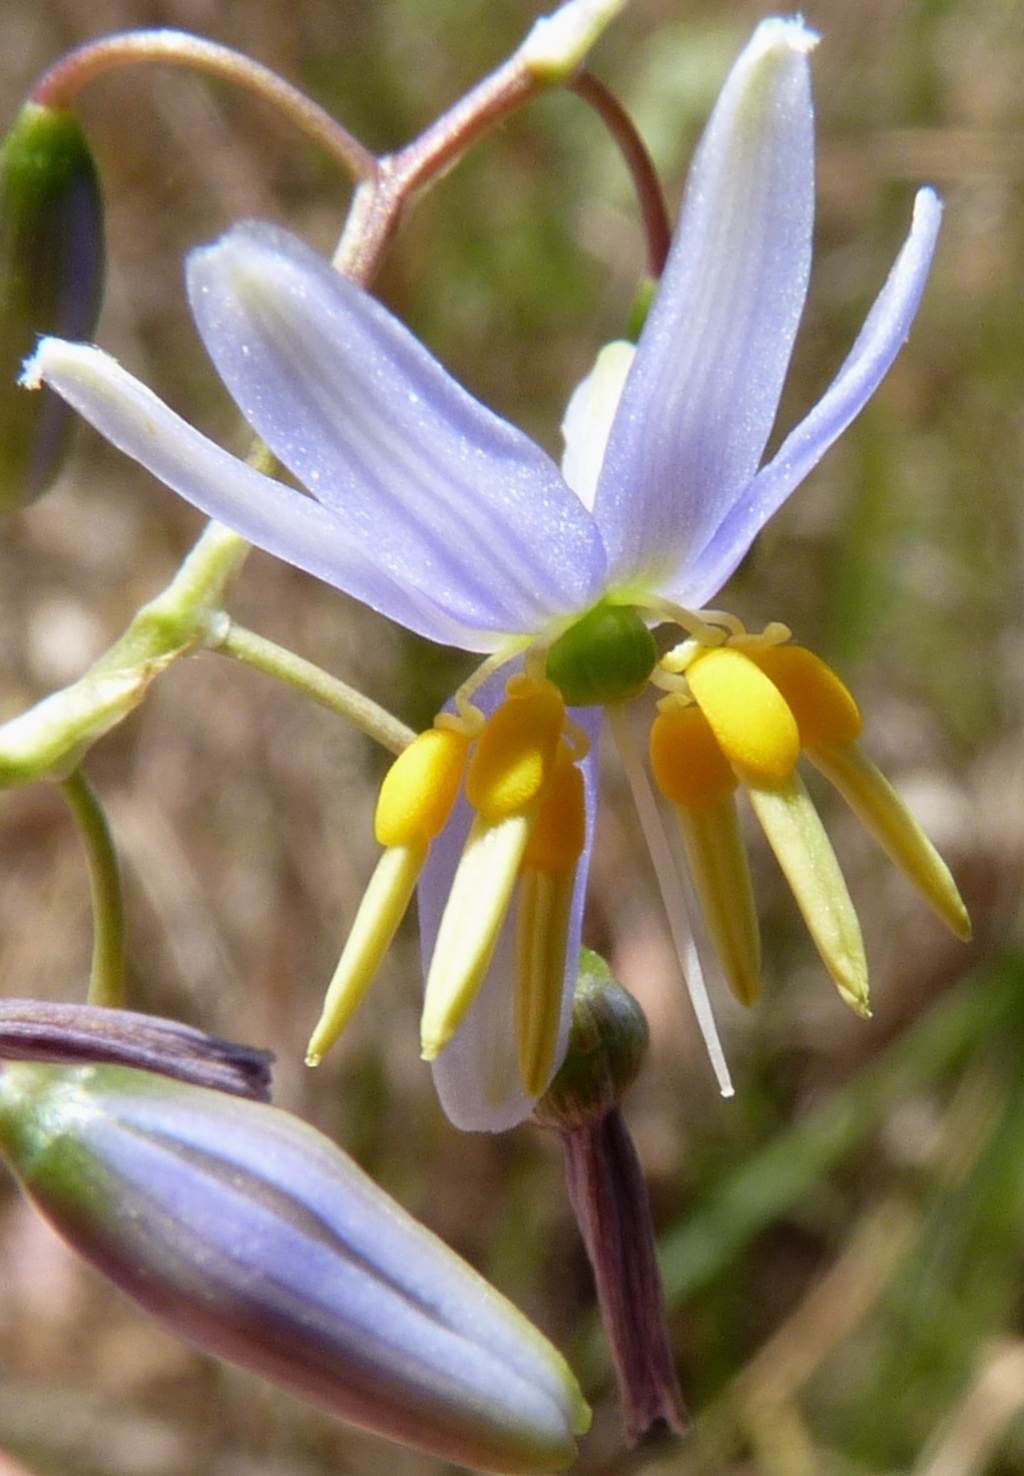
[25,340,500,650]
[594,18,817,591]
[188,223,607,642]
[677,187,943,606]
[420,672,602,1131]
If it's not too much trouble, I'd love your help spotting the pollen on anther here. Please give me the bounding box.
[686,647,800,780]
[521,744,586,873]
[375,727,470,847]
[752,644,863,747]
[465,680,566,821]
[649,704,737,809]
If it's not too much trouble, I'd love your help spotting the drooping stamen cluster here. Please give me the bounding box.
[307,669,589,1099]
[649,621,971,1014]
[309,596,969,1105]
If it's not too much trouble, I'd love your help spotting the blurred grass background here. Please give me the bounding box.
[0,0,1021,1473]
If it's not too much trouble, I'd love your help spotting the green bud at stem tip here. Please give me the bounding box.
[534,948,649,1129]
[0,101,104,507]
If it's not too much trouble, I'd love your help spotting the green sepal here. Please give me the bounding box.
[545,600,657,707]
[0,101,105,507]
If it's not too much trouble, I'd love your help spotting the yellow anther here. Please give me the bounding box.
[753,644,863,747]
[421,810,534,1060]
[521,744,586,874]
[649,703,737,810]
[375,727,470,848]
[516,867,574,1098]
[671,794,762,1007]
[745,772,870,1017]
[811,738,971,941]
[306,838,429,1066]
[466,678,566,822]
[687,646,800,781]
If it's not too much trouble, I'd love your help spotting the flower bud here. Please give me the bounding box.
[0,999,273,1101]
[0,1062,589,1474]
[534,948,648,1129]
[0,102,104,506]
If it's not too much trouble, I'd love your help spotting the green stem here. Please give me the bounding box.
[215,620,415,756]
[59,770,126,1008]
[0,522,250,786]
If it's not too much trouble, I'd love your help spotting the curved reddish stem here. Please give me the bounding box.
[569,70,672,279]
[31,29,376,185]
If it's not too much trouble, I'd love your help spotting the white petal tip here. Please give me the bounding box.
[20,337,114,393]
[749,16,820,58]
[913,186,944,231]
[19,344,47,390]
[708,1040,735,1098]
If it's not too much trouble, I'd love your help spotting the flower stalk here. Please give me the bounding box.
[567,71,672,278]
[0,520,248,787]
[537,951,687,1443]
[213,620,415,756]
[59,769,126,1008]
[30,30,376,184]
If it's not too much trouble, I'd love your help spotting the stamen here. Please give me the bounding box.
[514,743,586,1095]
[743,772,870,1017]
[648,667,692,695]
[448,638,534,726]
[727,620,792,653]
[649,704,760,1005]
[659,637,703,675]
[516,868,575,1096]
[686,647,800,780]
[649,702,737,810]
[673,797,762,1006]
[563,713,592,763]
[692,608,746,637]
[306,839,428,1065]
[644,597,737,644]
[751,644,862,746]
[606,704,734,1097]
[465,678,565,820]
[809,739,971,941]
[421,809,535,1060]
[752,644,970,939]
[658,615,793,674]
[375,727,470,846]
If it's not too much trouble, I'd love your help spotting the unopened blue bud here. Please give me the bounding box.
[0,102,104,506]
[0,1062,589,1473]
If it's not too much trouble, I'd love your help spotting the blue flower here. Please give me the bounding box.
[26,18,966,1132]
